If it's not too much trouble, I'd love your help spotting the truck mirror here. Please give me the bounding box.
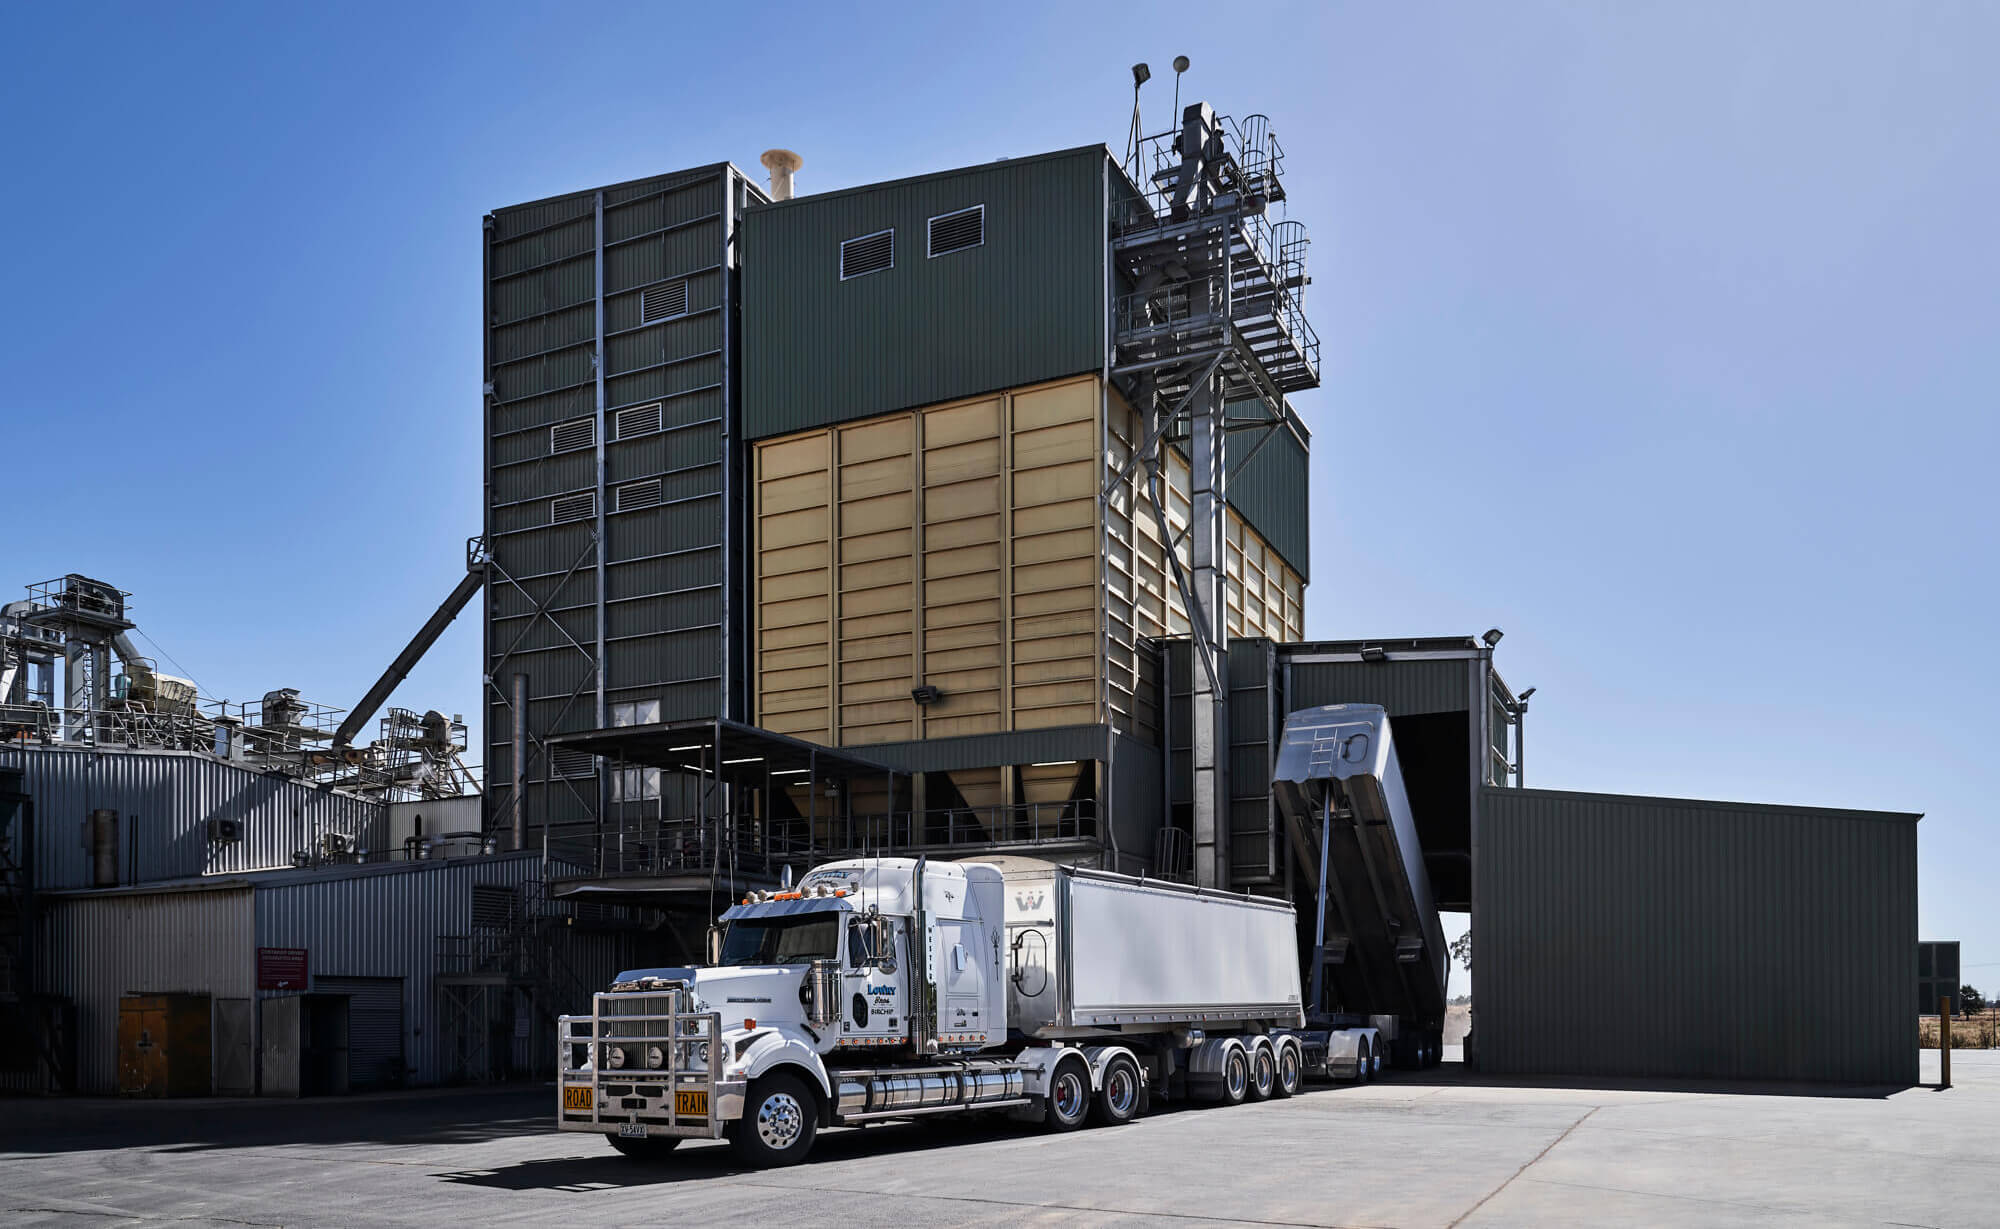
[873,915,897,972]
[705,923,724,966]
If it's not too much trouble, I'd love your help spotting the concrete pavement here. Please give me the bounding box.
[1,1050,1992,1227]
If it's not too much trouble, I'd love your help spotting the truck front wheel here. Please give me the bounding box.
[730,1072,818,1168]
[1043,1057,1092,1131]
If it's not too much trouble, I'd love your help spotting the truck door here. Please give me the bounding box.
[939,918,990,1045]
[840,915,906,1048]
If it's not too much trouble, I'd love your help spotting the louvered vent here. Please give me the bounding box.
[615,403,662,439]
[840,229,894,280]
[928,205,984,257]
[551,418,595,454]
[616,480,663,512]
[551,747,596,779]
[471,884,517,929]
[641,280,688,322]
[551,491,596,523]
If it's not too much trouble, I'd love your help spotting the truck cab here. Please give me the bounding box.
[557,857,1023,1165]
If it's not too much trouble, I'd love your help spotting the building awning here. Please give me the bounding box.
[547,718,903,786]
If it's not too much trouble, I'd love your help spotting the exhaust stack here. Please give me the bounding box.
[760,148,803,201]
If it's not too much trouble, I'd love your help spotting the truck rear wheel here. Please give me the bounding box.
[609,1135,681,1159]
[1090,1055,1142,1126]
[1043,1057,1092,1131]
[1352,1040,1371,1083]
[1220,1046,1250,1105]
[1272,1040,1302,1098]
[1247,1043,1275,1101]
[730,1072,817,1168]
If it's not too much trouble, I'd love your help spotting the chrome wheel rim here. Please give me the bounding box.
[1105,1064,1138,1116]
[756,1091,804,1150]
[1280,1046,1300,1091]
[1227,1053,1247,1099]
[1254,1050,1274,1095]
[1054,1070,1086,1121]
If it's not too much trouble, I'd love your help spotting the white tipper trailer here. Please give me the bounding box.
[557,856,1350,1166]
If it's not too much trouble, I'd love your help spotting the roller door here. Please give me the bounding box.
[317,976,404,1090]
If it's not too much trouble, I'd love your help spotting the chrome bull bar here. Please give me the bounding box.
[557,983,730,1140]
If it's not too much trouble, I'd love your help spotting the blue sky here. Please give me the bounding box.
[2,3,1993,987]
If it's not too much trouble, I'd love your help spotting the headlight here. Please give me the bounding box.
[604,1044,627,1070]
[645,1045,664,1070]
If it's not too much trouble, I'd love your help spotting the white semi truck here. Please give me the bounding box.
[556,703,1447,1167]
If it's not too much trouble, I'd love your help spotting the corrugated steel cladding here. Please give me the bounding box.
[0,747,385,890]
[485,163,764,829]
[742,148,1108,442]
[1284,655,1472,716]
[253,854,564,1088]
[1222,402,1311,582]
[1476,788,1919,1084]
[1166,639,1285,884]
[42,853,627,1094]
[740,147,1311,581]
[41,887,255,1096]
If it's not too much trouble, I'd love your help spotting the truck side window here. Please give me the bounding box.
[848,920,876,967]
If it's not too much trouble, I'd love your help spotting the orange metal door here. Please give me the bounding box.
[118,998,168,1097]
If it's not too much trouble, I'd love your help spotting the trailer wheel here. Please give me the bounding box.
[1352,1039,1371,1084]
[608,1135,681,1160]
[1247,1043,1275,1101]
[1220,1046,1250,1105]
[1272,1040,1302,1098]
[1090,1055,1143,1125]
[1043,1056,1092,1131]
[730,1072,817,1168]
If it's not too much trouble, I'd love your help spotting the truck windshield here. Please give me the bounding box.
[718,913,840,966]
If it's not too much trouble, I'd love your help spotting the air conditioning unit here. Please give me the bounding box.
[206,818,242,844]
[320,832,357,858]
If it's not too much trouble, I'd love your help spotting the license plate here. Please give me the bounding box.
[675,1089,709,1117]
[562,1085,593,1112]
[618,1123,647,1139]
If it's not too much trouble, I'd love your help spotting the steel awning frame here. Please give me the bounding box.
[547,717,905,787]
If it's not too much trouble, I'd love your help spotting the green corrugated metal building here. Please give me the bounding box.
[483,163,765,836]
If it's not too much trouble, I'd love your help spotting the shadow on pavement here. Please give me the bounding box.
[434,1113,1068,1190]
[0,1085,557,1155]
[1383,1060,1902,1100]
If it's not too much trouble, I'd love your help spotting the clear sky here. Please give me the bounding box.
[3,3,1993,989]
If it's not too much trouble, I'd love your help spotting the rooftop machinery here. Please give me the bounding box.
[1111,76,1320,888]
[0,572,479,804]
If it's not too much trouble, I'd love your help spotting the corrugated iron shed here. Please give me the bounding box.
[0,747,385,891]
[1475,787,1920,1084]
[39,852,623,1094]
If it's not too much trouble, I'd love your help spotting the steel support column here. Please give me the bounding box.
[1188,366,1229,889]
